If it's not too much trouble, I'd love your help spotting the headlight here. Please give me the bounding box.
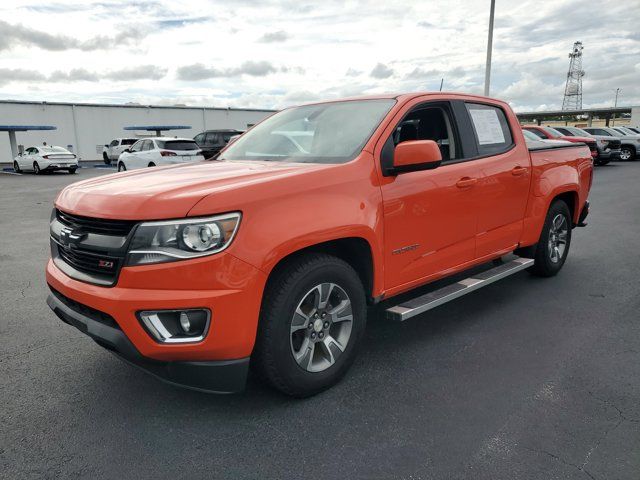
[126,212,241,266]
[598,139,609,147]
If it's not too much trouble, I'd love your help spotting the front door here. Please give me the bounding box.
[378,101,481,292]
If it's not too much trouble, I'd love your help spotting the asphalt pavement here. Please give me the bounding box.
[1,163,638,479]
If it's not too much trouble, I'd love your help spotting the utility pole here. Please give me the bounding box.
[439,78,444,91]
[484,0,495,96]
[612,88,620,126]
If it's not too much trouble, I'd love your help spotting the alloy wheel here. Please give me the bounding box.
[548,213,568,263]
[290,283,353,373]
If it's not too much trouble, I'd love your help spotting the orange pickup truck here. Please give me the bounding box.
[46,93,593,397]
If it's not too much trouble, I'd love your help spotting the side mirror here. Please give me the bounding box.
[104,144,109,147]
[391,140,442,174]
[124,148,131,153]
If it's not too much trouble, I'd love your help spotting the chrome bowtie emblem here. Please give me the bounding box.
[59,227,87,246]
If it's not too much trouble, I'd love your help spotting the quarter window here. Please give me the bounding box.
[466,103,513,155]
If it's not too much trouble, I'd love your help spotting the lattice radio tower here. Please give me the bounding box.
[561,41,585,111]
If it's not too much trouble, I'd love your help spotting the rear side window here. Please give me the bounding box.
[554,127,571,136]
[205,132,220,144]
[157,140,199,151]
[194,133,205,144]
[466,103,513,155]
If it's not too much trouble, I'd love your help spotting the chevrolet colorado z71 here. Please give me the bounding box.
[46,93,593,397]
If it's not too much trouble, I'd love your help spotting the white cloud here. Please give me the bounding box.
[0,0,638,110]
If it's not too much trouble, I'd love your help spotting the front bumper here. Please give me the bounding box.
[47,290,249,393]
[45,251,268,393]
[597,149,621,160]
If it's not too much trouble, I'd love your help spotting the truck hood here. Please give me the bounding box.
[55,160,329,220]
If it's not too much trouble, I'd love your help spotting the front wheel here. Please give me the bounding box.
[13,161,21,173]
[103,153,111,165]
[68,167,77,174]
[148,162,156,167]
[117,162,126,172]
[595,159,610,166]
[252,253,367,397]
[529,200,572,277]
[620,146,635,161]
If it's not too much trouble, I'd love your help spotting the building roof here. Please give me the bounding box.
[0,125,56,131]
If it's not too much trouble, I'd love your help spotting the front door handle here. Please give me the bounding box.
[456,177,478,188]
[511,166,528,176]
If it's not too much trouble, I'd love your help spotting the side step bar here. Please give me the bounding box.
[386,257,534,322]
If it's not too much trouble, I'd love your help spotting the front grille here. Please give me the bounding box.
[56,209,137,236]
[57,245,120,279]
[608,139,621,149]
[49,286,120,329]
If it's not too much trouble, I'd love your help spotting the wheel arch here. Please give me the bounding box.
[264,237,377,304]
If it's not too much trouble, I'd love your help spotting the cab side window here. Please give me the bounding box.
[110,140,118,147]
[130,141,142,152]
[382,103,462,174]
[194,133,205,145]
[466,103,513,156]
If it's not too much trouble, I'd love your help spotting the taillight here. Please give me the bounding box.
[160,151,177,157]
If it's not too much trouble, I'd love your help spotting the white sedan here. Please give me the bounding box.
[117,137,204,171]
[14,146,78,174]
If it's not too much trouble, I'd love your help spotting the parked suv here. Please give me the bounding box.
[103,138,138,165]
[194,129,244,159]
[583,127,640,161]
[117,137,204,171]
[553,126,621,165]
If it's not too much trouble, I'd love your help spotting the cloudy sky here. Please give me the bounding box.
[0,0,638,112]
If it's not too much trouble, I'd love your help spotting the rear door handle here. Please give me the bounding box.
[456,177,478,188]
[511,166,528,176]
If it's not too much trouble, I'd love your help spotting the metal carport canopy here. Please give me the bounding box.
[0,125,57,160]
[123,125,191,137]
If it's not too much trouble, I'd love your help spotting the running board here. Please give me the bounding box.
[386,257,534,322]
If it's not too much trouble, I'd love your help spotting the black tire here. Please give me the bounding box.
[252,253,367,397]
[117,162,126,172]
[103,152,111,165]
[33,162,41,175]
[529,200,572,277]
[620,145,635,161]
[68,168,77,174]
[148,162,156,167]
[13,161,21,173]
[595,159,610,166]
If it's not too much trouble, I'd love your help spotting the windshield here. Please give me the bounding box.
[542,127,563,137]
[220,99,396,164]
[567,127,591,136]
[121,139,137,145]
[157,140,200,151]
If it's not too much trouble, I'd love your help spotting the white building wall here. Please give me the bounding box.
[631,106,640,128]
[0,101,274,162]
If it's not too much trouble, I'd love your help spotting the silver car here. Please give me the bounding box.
[583,127,639,161]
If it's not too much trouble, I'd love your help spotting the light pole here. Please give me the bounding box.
[484,0,496,96]
[612,88,620,126]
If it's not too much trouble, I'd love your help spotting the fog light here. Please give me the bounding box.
[138,309,210,344]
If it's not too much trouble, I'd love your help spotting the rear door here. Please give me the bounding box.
[378,99,482,291]
[463,102,531,258]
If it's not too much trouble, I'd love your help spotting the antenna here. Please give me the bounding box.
[561,41,585,111]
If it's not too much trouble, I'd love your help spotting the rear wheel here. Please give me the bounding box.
[117,162,126,172]
[33,162,41,175]
[252,253,367,397]
[103,152,111,165]
[620,146,635,161]
[529,200,572,277]
[13,161,21,173]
